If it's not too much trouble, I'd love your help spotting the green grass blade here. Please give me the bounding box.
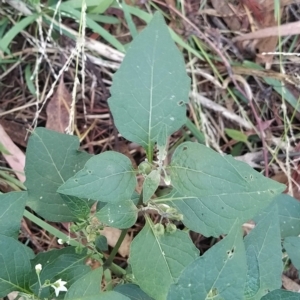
[55,3,125,52]
[0,14,39,54]
[121,1,138,39]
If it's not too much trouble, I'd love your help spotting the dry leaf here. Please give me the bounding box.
[46,78,72,133]
[100,227,131,257]
[233,20,300,41]
[254,0,283,65]
[241,0,264,23]
[0,124,25,182]
[210,0,241,31]
[282,274,300,292]
[0,120,27,147]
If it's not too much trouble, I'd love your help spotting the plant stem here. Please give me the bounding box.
[103,228,128,270]
[24,209,126,276]
[23,210,81,248]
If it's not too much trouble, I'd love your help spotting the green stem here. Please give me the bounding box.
[24,210,126,276]
[23,210,81,247]
[103,228,128,270]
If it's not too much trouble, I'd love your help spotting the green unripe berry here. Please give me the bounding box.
[166,223,177,234]
[138,161,152,175]
[153,223,165,236]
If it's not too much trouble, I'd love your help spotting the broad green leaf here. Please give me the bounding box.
[143,170,160,203]
[30,247,90,298]
[65,268,130,299]
[129,218,199,300]
[244,206,282,299]
[255,194,300,238]
[225,128,248,143]
[261,289,300,300]
[108,12,190,159]
[25,128,92,222]
[116,5,204,61]
[0,191,27,238]
[66,292,130,300]
[168,142,285,236]
[95,200,138,229]
[114,284,154,300]
[65,267,103,298]
[0,234,34,297]
[244,245,260,299]
[167,222,247,300]
[58,152,136,203]
[284,236,300,272]
[95,235,108,251]
[60,194,92,220]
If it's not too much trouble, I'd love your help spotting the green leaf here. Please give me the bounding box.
[95,235,108,252]
[0,14,39,54]
[0,191,27,238]
[244,206,282,299]
[30,247,90,298]
[244,245,260,298]
[60,194,93,220]
[65,267,103,298]
[89,0,114,13]
[58,152,136,203]
[143,170,160,203]
[168,142,285,236]
[114,284,154,300]
[25,64,36,96]
[225,128,248,143]
[0,234,34,297]
[129,218,199,300]
[95,200,138,229]
[65,268,130,299]
[25,128,92,222]
[284,236,300,272]
[66,291,130,300]
[167,222,247,300]
[261,289,300,300]
[108,12,190,160]
[254,194,300,238]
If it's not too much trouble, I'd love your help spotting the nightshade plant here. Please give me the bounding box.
[1,12,300,300]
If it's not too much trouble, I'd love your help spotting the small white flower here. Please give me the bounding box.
[35,264,42,273]
[51,279,68,297]
[57,238,64,245]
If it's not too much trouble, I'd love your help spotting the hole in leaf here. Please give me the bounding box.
[226,247,235,259]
